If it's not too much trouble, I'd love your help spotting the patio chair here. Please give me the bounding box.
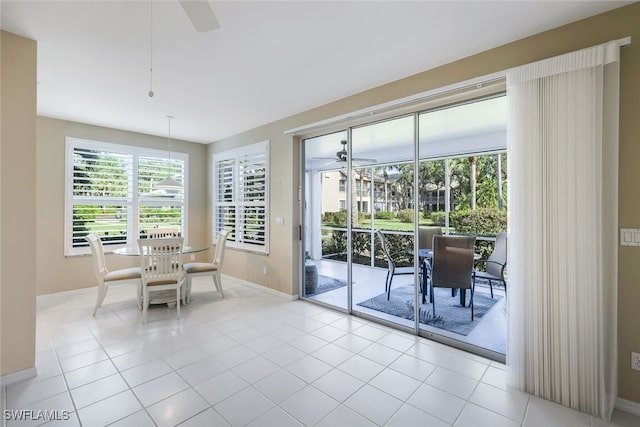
[430,235,476,320]
[377,230,414,300]
[138,237,186,324]
[417,227,442,303]
[85,234,142,316]
[418,226,442,250]
[473,232,507,298]
[183,230,229,303]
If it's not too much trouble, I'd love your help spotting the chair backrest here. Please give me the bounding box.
[418,227,442,250]
[376,230,395,270]
[486,232,508,277]
[85,234,108,278]
[146,227,181,238]
[431,235,476,290]
[138,237,184,282]
[213,230,229,267]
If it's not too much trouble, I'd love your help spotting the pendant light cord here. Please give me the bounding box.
[148,1,154,97]
[167,115,174,163]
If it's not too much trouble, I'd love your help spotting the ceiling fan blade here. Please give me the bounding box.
[179,0,220,32]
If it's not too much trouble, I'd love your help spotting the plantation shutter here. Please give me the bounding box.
[213,140,269,253]
[65,138,188,256]
[70,147,132,249]
[138,155,185,237]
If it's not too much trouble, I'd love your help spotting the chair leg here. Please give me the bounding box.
[92,284,107,316]
[384,271,390,293]
[176,287,181,319]
[185,276,192,304]
[489,279,494,298]
[431,282,436,317]
[136,282,143,310]
[386,275,394,300]
[142,287,149,324]
[471,278,475,321]
[214,271,224,298]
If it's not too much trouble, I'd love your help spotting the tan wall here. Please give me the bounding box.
[0,31,37,376]
[210,3,640,404]
[35,117,210,295]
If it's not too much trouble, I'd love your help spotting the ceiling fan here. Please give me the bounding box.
[179,0,220,32]
[313,140,378,165]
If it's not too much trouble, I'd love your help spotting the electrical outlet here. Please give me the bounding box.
[190,254,195,261]
[263,266,267,275]
[632,352,640,371]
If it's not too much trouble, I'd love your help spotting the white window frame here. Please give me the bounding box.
[64,137,189,256]
[212,140,269,254]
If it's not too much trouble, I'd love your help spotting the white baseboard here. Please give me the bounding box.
[616,397,640,416]
[222,274,299,301]
[0,367,37,388]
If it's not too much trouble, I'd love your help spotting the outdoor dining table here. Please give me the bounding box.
[418,248,480,306]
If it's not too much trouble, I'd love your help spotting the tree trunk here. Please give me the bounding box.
[470,156,477,210]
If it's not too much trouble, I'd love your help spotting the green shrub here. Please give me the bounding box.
[351,231,371,256]
[430,211,446,225]
[396,209,415,223]
[322,210,348,226]
[450,208,506,236]
[322,230,347,255]
[374,210,394,220]
[373,232,414,267]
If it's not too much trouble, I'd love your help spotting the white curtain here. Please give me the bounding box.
[507,41,621,419]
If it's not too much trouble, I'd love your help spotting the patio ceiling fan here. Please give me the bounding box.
[313,140,377,165]
[179,0,220,32]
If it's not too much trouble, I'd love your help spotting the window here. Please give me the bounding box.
[212,140,269,253]
[65,137,188,256]
[339,178,346,192]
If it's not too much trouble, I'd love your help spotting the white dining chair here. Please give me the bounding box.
[85,234,142,316]
[138,237,186,324]
[145,227,180,238]
[183,230,229,303]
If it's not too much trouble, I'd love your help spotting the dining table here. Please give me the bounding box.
[112,244,209,256]
[112,243,209,305]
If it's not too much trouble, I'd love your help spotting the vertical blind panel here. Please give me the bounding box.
[72,205,128,247]
[73,148,131,197]
[507,40,620,419]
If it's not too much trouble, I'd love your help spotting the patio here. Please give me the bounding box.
[304,259,506,356]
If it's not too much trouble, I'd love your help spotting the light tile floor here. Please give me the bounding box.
[1,276,638,426]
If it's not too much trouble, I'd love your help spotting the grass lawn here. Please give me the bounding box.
[321,218,437,233]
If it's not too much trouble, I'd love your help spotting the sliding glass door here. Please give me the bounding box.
[349,116,418,329]
[302,131,349,309]
[301,93,508,357]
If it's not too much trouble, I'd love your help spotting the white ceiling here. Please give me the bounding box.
[0,1,631,144]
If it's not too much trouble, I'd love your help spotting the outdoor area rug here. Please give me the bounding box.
[307,275,347,296]
[357,285,501,336]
